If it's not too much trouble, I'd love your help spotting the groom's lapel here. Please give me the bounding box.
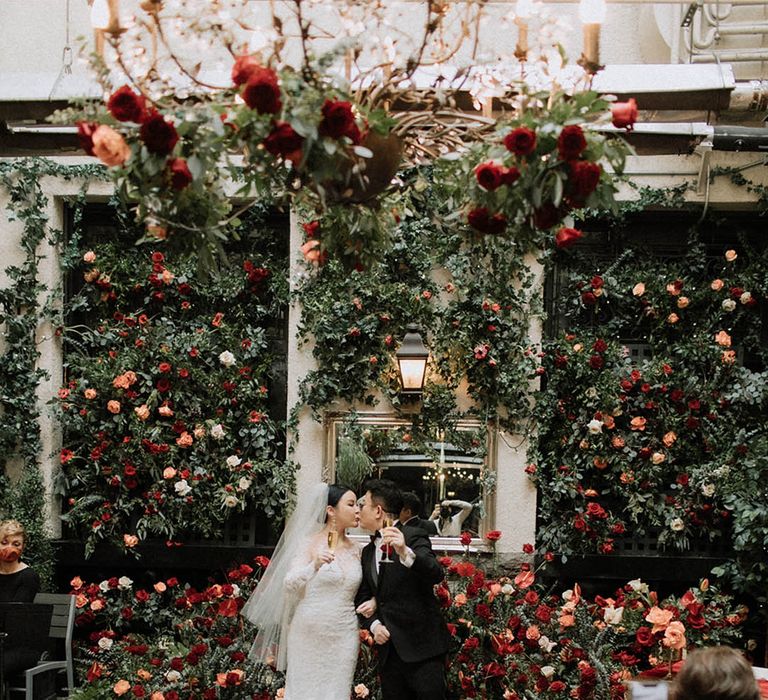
[364,542,378,588]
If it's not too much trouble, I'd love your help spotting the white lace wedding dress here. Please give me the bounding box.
[283,542,362,700]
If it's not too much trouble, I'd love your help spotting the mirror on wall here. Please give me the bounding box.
[324,413,495,546]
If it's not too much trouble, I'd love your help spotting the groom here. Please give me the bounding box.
[355,479,450,700]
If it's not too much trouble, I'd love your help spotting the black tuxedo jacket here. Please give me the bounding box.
[356,524,450,663]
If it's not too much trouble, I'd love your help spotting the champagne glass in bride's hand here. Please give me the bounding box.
[381,516,394,564]
[327,527,339,552]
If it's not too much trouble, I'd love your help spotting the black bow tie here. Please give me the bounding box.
[370,531,381,542]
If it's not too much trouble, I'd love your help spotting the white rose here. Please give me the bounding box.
[175,479,192,497]
[540,666,556,679]
[722,299,736,312]
[231,584,241,597]
[211,423,225,440]
[627,578,648,593]
[501,583,514,596]
[604,605,624,625]
[118,576,133,590]
[670,517,685,532]
[218,350,236,367]
[740,291,753,305]
[586,387,598,398]
[701,483,716,497]
[226,455,242,468]
[223,494,239,507]
[587,419,603,434]
[98,637,113,651]
[99,580,110,592]
[165,670,182,683]
[538,635,557,652]
[238,477,252,491]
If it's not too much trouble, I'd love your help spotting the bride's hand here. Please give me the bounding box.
[313,547,334,570]
[355,597,376,618]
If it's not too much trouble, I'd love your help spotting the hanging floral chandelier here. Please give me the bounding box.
[60,0,635,265]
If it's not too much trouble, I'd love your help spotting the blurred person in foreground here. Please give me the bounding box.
[670,646,760,700]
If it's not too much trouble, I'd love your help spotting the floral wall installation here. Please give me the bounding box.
[54,206,294,555]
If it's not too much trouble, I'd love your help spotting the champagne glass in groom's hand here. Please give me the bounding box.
[380,516,394,563]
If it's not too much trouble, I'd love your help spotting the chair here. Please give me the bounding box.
[6,594,75,700]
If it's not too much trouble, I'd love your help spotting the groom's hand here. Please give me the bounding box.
[356,598,377,618]
[382,526,406,558]
[373,624,390,645]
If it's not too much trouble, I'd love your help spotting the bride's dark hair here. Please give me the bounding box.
[325,483,353,522]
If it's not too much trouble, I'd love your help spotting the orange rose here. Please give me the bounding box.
[154,582,167,593]
[725,249,737,262]
[91,125,131,167]
[158,405,174,417]
[632,282,645,296]
[525,625,541,641]
[114,680,131,696]
[107,400,121,414]
[137,669,152,681]
[593,457,608,470]
[123,534,139,548]
[84,388,97,400]
[714,330,731,347]
[645,606,674,633]
[722,350,737,365]
[667,313,679,324]
[662,431,677,447]
[454,593,467,606]
[663,620,686,650]
[611,436,625,449]
[134,404,150,421]
[711,279,724,291]
[651,452,666,465]
[176,431,193,448]
[630,417,646,431]
[676,296,689,309]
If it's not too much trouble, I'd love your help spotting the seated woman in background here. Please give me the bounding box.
[670,646,760,700]
[0,519,40,602]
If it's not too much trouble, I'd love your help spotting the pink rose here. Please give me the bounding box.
[662,620,686,650]
[91,125,131,166]
[611,98,638,130]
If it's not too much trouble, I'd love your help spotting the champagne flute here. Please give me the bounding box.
[381,515,394,563]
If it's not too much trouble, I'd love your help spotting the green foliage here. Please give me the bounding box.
[0,158,106,584]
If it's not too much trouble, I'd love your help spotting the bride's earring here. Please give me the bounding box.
[327,514,338,552]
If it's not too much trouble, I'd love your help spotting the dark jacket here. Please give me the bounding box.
[356,524,450,663]
[403,516,439,536]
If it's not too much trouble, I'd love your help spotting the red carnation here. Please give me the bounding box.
[474,161,504,191]
[557,124,587,160]
[263,121,304,164]
[76,121,98,156]
[139,112,179,155]
[612,98,638,130]
[242,66,282,115]
[555,227,583,249]
[467,207,507,235]
[107,85,147,123]
[318,99,361,143]
[168,158,193,190]
[568,160,602,200]
[504,126,537,156]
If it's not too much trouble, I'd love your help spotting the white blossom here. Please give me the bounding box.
[722,299,736,312]
[740,291,753,305]
[218,350,236,367]
[701,483,716,497]
[538,636,557,652]
[165,670,182,683]
[604,605,624,625]
[587,419,603,434]
[627,579,648,593]
[211,423,225,440]
[98,580,110,592]
[98,637,113,651]
[670,517,685,532]
[540,665,556,679]
[238,477,252,491]
[223,494,239,507]
[226,455,242,468]
[118,576,133,590]
[175,479,192,497]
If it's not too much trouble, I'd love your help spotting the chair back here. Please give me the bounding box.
[32,593,75,691]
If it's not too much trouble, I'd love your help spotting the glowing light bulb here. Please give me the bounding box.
[579,0,606,25]
[90,0,110,29]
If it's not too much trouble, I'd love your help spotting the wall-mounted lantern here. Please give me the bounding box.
[395,324,429,396]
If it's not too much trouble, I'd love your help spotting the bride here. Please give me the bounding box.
[242,483,375,700]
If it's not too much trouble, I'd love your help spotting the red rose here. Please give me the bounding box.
[555,227,583,249]
[635,625,655,646]
[467,207,507,235]
[460,531,472,546]
[550,681,567,693]
[242,66,282,115]
[568,160,602,200]
[107,85,147,123]
[76,122,100,156]
[318,99,360,143]
[532,202,564,230]
[586,502,608,519]
[168,157,193,190]
[139,112,179,155]
[263,121,304,163]
[302,220,320,239]
[504,126,537,156]
[589,354,604,369]
[485,530,502,542]
[558,124,587,160]
[612,98,638,130]
[501,166,521,185]
[231,53,262,86]
[474,161,504,191]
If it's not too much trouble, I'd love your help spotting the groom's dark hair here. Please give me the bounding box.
[365,479,402,516]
